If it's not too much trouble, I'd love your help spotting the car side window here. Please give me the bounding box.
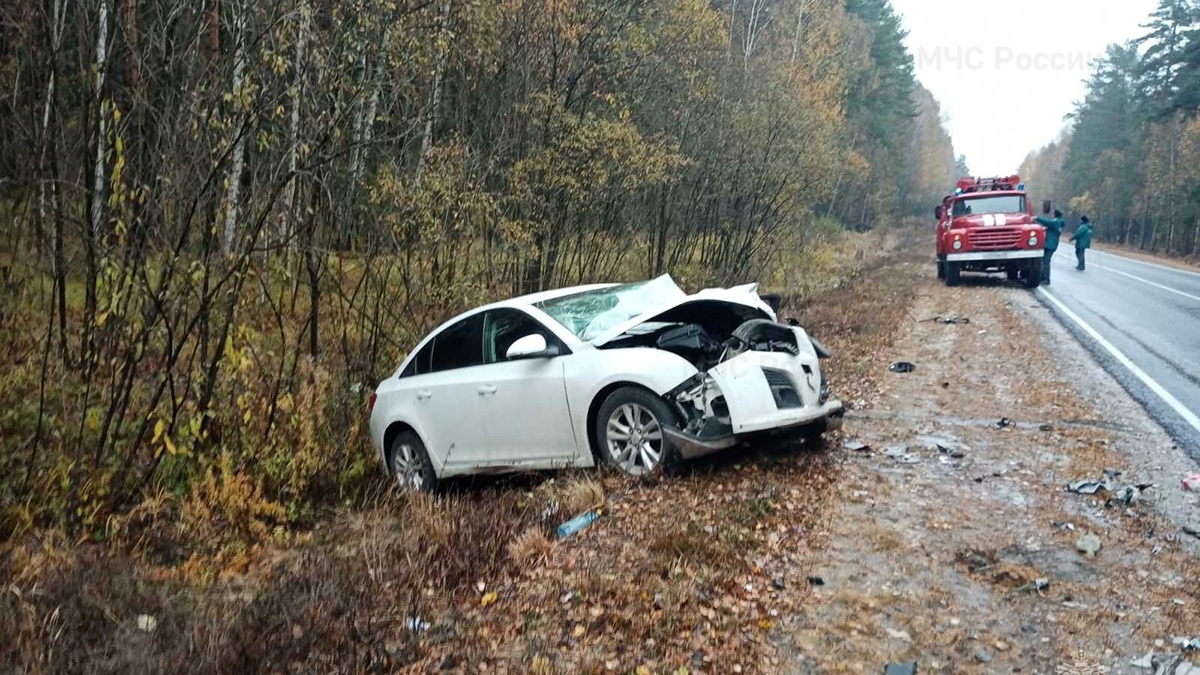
[429,314,484,373]
[483,309,553,364]
[399,340,434,378]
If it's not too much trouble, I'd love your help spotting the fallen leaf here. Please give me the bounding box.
[481,591,498,607]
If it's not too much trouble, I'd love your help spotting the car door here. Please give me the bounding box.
[406,313,490,472]
[474,308,579,464]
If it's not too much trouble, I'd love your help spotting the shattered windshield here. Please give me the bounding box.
[535,276,686,342]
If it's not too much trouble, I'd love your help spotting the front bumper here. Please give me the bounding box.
[666,399,845,459]
[946,250,1042,262]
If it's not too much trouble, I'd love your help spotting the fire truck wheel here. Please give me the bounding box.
[1006,265,1019,281]
[1024,258,1042,288]
[945,261,961,286]
[937,260,946,280]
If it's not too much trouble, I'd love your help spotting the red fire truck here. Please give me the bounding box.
[935,175,1046,288]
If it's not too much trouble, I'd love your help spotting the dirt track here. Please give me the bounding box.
[778,268,1200,674]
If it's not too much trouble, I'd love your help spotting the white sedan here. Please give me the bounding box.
[367,276,844,490]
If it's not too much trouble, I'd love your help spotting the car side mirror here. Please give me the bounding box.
[505,334,559,360]
[935,205,943,220]
[1042,200,1052,215]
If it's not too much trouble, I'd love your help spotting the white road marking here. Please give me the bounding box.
[1093,249,1200,279]
[1092,263,1200,303]
[1037,287,1200,436]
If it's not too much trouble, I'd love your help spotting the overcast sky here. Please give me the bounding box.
[892,0,1159,176]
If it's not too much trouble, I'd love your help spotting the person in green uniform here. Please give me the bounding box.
[1071,215,1093,271]
[1035,209,1065,284]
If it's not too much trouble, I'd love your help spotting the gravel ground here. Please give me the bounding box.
[774,265,1200,675]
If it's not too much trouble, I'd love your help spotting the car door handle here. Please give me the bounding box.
[416,390,433,401]
[477,385,497,396]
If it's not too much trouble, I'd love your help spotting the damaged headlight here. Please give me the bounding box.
[818,365,830,404]
[674,375,729,425]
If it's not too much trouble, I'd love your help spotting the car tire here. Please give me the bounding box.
[1024,259,1042,289]
[595,387,680,477]
[945,261,961,286]
[1006,265,1019,281]
[936,259,946,280]
[389,431,438,493]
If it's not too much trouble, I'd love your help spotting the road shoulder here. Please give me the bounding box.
[778,266,1200,674]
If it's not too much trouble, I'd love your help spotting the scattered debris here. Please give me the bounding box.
[405,616,431,632]
[136,614,157,633]
[1172,637,1200,651]
[1068,478,1113,495]
[995,417,1013,429]
[1184,475,1200,492]
[556,510,599,538]
[844,439,871,453]
[1113,485,1142,506]
[924,314,970,325]
[956,549,997,574]
[1016,578,1050,593]
[883,664,917,675]
[1076,533,1102,557]
[885,628,913,642]
[975,651,993,663]
[772,577,787,590]
[884,444,909,458]
[1039,423,1054,432]
[889,361,916,373]
[1131,653,1154,670]
[1183,526,1200,540]
[1053,521,1077,531]
[936,441,965,459]
[806,576,825,587]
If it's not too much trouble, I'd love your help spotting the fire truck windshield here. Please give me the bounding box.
[953,195,1027,217]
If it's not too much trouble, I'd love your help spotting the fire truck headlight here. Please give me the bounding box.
[952,239,963,251]
[1028,235,1039,247]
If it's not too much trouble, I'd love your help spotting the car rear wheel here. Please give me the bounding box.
[945,261,961,286]
[389,431,438,493]
[596,387,679,477]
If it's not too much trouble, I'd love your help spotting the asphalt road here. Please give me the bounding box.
[1036,247,1200,458]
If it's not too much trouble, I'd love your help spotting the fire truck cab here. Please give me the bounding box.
[936,175,1045,288]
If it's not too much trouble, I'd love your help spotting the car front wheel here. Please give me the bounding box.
[596,387,679,477]
[389,431,438,493]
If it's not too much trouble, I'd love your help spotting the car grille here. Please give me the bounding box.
[969,228,1023,251]
[762,368,802,409]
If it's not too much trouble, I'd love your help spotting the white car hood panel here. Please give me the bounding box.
[590,278,776,347]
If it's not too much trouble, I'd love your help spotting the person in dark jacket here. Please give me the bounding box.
[1034,209,1065,284]
[1071,215,1093,270]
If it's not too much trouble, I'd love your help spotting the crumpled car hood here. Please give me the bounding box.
[589,275,777,346]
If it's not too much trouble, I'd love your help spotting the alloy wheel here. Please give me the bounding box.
[605,403,664,476]
[391,441,425,492]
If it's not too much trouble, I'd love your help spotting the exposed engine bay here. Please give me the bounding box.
[597,300,801,371]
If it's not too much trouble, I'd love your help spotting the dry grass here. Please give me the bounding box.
[0,234,913,675]
[508,526,554,566]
